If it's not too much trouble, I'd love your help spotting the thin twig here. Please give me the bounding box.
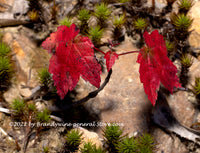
[0,19,30,28]
[0,106,11,114]
[118,50,139,56]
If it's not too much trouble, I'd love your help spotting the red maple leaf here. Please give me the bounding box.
[137,30,181,105]
[42,24,101,99]
[104,51,119,72]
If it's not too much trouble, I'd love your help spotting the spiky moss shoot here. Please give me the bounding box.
[181,54,193,68]
[89,26,103,46]
[118,137,137,153]
[38,68,52,88]
[180,54,192,87]
[36,108,51,123]
[170,13,193,39]
[78,9,91,26]
[42,146,49,153]
[137,133,155,153]
[113,15,126,41]
[80,141,105,153]
[194,77,200,96]
[27,103,37,113]
[28,10,39,22]
[10,99,26,116]
[65,129,83,152]
[119,0,130,3]
[94,3,111,27]
[103,123,123,152]
[59,17,72,27]
[0,57,12,88]
[165,41,174,58]
[134,18,147,32]
[178,0,194,14]
[113,15,126,29]
[0,42,10,57]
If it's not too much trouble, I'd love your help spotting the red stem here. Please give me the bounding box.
[93,47,106,55]
[118,50,139,56]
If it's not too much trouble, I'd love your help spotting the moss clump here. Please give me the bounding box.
[171,13,193,39]
[65,129,83,152]
[113,15,126,28]
[137,133,155,153]
[0,57,12,88]
[134,18,147,31]
[89,26,103,46]
[80,141,105,153]
[94,3,111,27]
[38,68,52,88]
[0,42,10,57]
[178,0,193,14]
[10,99,26,116]
[103,123,123,152]
[59,17,72,27]
[78,9,91,26]
[118,137,137,153]
[36,109,51,123]
[28,10,39,22]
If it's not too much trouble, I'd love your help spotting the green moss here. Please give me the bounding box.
[89,26,103,45]
[38,68,51,87]
[0,57,12,86]
[80,141,105,153]
[0,42,10,57]
[78,9,91,25]
[103,123,123,151]
[118,137,137,153]
[181,55,193,68]
[134,18,147,31]
[119,0,130,3]
[36,109,51,123]
[27,103,37,113]
[171,13,192,33]
[59,17,72,27]
[94,3,111,27]
[113,15,126,29]
[178,0,193,14]
[137,133,155,153]
[42,146,49,153]
[194,77,200,95]
[65,129,83,152]
[10,99,26,116]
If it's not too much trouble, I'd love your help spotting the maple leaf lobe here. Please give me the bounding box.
[104,51,119,72]
[137,30,181,105]
[43,24,101,99]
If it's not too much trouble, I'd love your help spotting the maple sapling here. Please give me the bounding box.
[42,24,101,99]
[42,23,181,106]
